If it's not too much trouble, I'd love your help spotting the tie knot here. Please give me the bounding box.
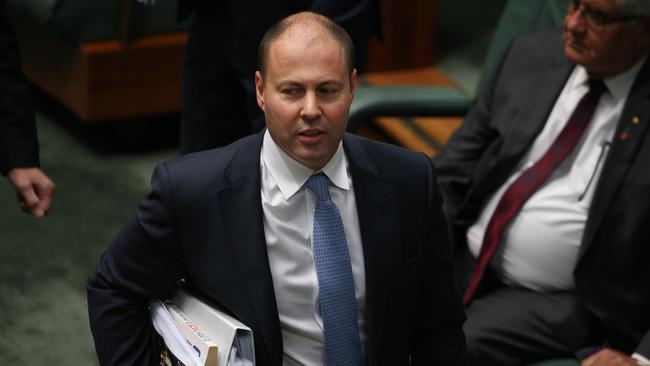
[305,173,331,202]
[588,79,606,96]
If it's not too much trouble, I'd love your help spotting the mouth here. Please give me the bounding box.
[297,129,326,144]
[564,33,588,53]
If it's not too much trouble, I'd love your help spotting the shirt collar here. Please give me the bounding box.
[573,53,647,101]
[262,130,350,200]
[603,54,647,101]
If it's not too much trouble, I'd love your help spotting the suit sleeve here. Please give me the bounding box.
[433,38,515,221]
[411,155,466,365]
[0,2,39,176]
[86,164,187,365]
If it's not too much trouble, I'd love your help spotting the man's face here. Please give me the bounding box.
[255,32,356,171]
[563,0,650,78]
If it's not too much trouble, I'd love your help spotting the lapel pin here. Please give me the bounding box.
[632,116,640,125]
[619,131,630,141]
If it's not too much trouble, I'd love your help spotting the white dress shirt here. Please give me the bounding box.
[260,130,366,365]
[467,57,646,291]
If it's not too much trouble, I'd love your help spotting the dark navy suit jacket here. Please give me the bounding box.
[87,131,466,365]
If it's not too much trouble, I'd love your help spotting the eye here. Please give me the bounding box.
[280,87,303,97]
[588,8,610,24]
[317,85,341,96]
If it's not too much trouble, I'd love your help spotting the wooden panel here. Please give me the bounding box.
[414,116,463,145]
[363,66,455,86]
[14,18,187,122]
[81,33,187,121]
[364,0,436,72]
[374,117,437,157]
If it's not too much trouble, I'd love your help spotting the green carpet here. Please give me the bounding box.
[0,107,178,364]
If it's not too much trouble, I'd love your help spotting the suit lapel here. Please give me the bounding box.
[469,56,574,207]
[217,132,282,366]
[502,65,572,162]
[343,135,397,365]
[580,59,650,257]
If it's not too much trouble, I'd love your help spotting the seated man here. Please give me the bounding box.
[435,0,650,365]
[86,11,465,366]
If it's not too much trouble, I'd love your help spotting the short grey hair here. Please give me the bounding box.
[616,0,650,19]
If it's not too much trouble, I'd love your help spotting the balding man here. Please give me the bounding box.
[87,12,465,366]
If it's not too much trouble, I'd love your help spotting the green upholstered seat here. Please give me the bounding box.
[348,86,472,132]
[348,0,569,133]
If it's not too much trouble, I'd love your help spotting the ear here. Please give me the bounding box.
[349,68,357,98]
[255,71,265,111]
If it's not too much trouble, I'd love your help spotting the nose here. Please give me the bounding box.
[565,6,587,33]
[300,92,322,122]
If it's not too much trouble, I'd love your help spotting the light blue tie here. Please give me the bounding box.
[305,173,362,366]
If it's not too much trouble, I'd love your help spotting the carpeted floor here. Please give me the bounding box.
[0,106,179,364]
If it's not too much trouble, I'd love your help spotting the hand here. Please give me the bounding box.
[8,167,55,218]
[582,348,641,366]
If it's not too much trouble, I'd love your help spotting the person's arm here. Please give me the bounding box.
[432,38,515,221]
[0,3,55,217]
[411,155,466,365]
[86,164,187,365]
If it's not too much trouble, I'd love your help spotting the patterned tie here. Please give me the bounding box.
[463,79,607,305]
[305,173,362,366]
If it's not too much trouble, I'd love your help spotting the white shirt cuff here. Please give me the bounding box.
[633,353,650,365]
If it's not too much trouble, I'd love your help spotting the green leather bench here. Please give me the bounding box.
[349,0,569,157]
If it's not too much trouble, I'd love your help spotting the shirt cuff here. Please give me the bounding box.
[633,353,650,365]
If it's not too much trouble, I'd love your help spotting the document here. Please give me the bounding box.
[151,288,255,366]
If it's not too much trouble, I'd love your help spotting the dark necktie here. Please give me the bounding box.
[463,79,607,305]
[305,173,362,365]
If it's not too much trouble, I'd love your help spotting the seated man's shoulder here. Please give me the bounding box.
[508,27,564,59]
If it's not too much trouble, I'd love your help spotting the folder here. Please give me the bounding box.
[151,288,255,366]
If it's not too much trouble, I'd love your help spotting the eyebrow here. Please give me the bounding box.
[275,79,344,87]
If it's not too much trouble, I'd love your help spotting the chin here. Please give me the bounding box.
[564,46,587,66]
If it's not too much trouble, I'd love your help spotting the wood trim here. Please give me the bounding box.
[362,66,455,86]
[359,66,464,157]
[15,20,187,122]
[364,0,436,72]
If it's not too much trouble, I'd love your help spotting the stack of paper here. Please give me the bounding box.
[151,289,255,366]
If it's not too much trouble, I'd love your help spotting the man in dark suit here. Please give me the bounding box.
[0,1,54,217]
[178,0,381,154]
[87,12,465,365]
[435,0,650,365]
